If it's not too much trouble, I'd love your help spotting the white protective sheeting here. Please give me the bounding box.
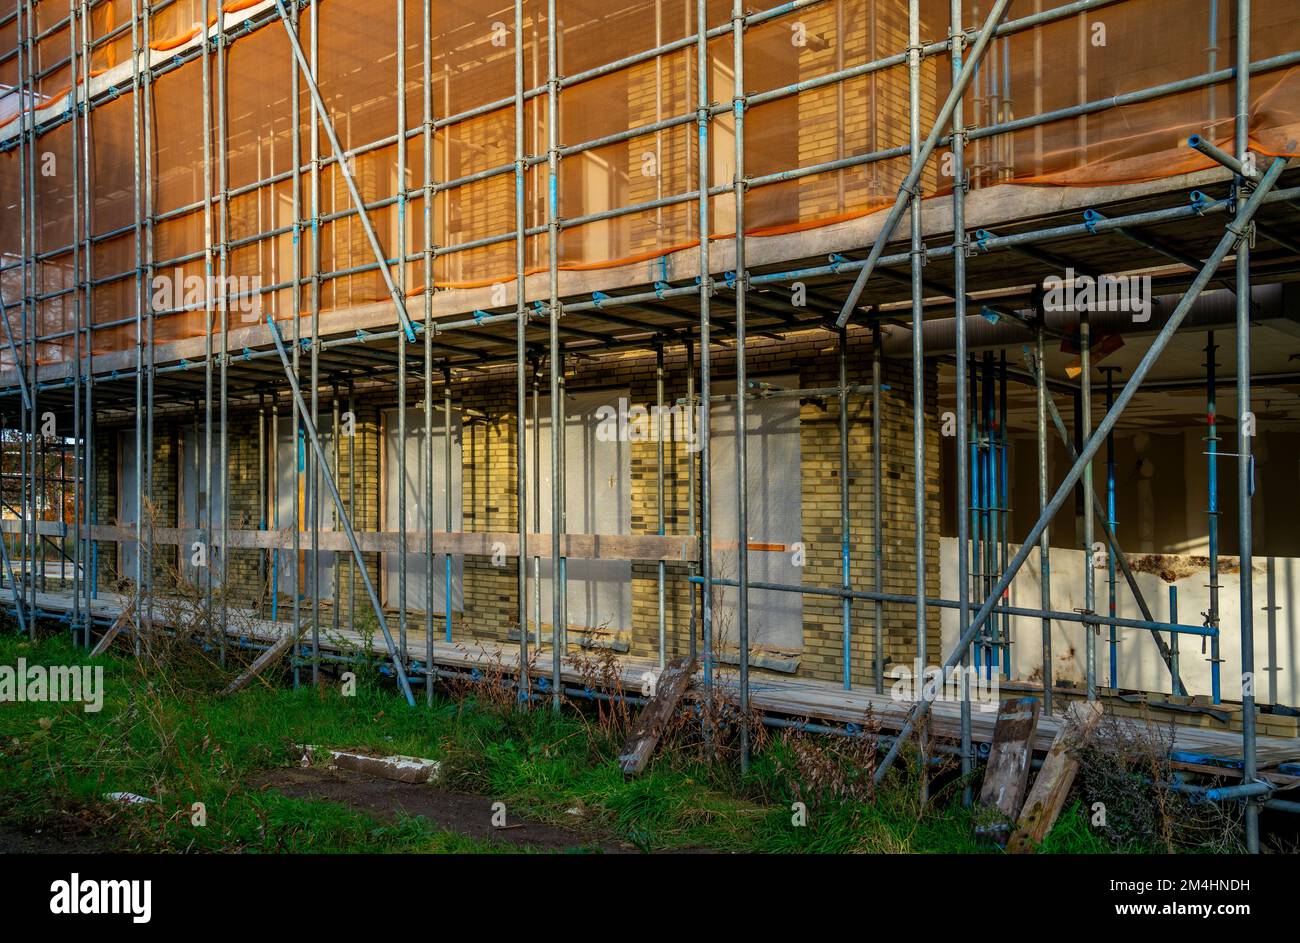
[526,388,632,636]
[708,379,803,652]
[117,429,141,583]
[177,425,229,587]
[382,405,464,613]
[269,423,336,599]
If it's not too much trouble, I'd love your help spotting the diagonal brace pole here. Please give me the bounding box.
[271,0,417,343]
[0,525,28,636]
[871,154,1288,784]
[0,296,32,412]
[267,316,417,707]
[1022,343,1186,693]
[835,0,1013,328]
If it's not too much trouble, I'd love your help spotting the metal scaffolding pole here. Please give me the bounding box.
[838,327,851,690]
[1206,331,1222,703]
[424,0,438,705]
[546,0,562,709]
[731,0,751,772]
[871,323,884,693]
[396,0,410,673]
[1234,0,1260,854]
[656,344,667,669]
[949,0,974,794]
[1102,365,1119,688]
[1081,308,1096,700]
[1035,317,1053,714]
[514,0,530,702]
[217,0,231,670]
[15,0,30,639]
[289,0,304,688]
[685,336,697,663]
[201,0,216,660]
[907,0,928,795]
[68,0,82,642]
[696,0,715,728]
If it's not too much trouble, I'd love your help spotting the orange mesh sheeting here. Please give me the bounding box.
[6,0,1299,364]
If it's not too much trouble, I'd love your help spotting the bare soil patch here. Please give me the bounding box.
[254,765,636,853]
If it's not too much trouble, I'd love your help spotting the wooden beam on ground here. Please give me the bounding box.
[1007,700,1104,853]
[221,625,304,696]
[89,610,132,657]
[297,746,441,784]
[975,697,1041,845]
[618,657,696,775]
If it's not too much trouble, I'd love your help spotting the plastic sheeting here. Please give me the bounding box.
[527,389,633,636]
[0,0,1297,366]
[383,405,464,613]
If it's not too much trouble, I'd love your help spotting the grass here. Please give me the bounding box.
[0,631,1118,854]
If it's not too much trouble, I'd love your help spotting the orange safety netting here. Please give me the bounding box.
[0,0,1297,369]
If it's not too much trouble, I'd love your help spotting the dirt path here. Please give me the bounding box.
[255,766,636,853]
[0,822,110,854]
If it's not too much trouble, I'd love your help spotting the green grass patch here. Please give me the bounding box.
[0,632,1125,853]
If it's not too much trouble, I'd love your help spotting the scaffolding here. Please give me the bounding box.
[2,0,1300,853]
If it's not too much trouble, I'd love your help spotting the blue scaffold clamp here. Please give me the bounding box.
[974,229,992,253]
[828,252,849,273]
[653,280,670,299]
[1189,190,1212,215]
[592,290,610,308]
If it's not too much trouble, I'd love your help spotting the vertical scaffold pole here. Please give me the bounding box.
[425,0,437,703]
[1234,0,1259,855]
[217,0,230,667]
[1035,315,1053,714]
[838,327,851,690]
[731,0,751,772]
[1081,308,1095,700]
[656,344,667,669]
[546,0,562,710]
[397,0,409,671]
[685,336,697,663]
[950,0,974,796]
[907,0,928,796]
[695,0,715,730]
[514,0,530,702]
[871,323,884,693]
[201,0,216,660]
[1103,366,1119,688]
[1206,331,1221,703]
